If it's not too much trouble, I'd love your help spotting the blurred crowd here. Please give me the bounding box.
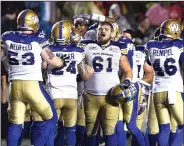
[1,1,184,45]
[1,0,184,140]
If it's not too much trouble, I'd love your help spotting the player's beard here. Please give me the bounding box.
[98,36,111,45]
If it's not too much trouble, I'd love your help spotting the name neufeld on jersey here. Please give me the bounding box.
[152,48,173,56]
[56,53,75,59]
[10,43,32,51]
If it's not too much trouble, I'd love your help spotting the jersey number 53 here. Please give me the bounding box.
[8,51,35,65]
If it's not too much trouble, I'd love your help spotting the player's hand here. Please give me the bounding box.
[42,61,48,69]
[73,14,91,25]
[60,54,70,67]
[120,79,131,90]
[73,14,91,20]
[138,94,148,115]
[77,74,83,82]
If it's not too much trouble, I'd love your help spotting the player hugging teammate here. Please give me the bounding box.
[1,8,184,146]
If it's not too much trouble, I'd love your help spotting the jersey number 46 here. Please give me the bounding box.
[153,57,177,76]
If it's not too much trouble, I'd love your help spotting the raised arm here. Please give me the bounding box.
[41,47,63,67]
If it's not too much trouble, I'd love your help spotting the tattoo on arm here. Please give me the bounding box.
[78,59,87,77]
[45,48,55,59]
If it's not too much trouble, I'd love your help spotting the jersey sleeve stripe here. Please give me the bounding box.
[40,40,50,48]
[180,47,184,53]
[121,49,127,55]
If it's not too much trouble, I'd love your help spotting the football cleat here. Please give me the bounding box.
[17,9,39,33]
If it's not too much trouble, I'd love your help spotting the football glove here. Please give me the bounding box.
[60,54,70,67]
[138,94,148,115]
[73,14,91,25]
[120,78,131,90]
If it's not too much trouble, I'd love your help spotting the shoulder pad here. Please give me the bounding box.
[145,40,160,50]
[88,23,98,30]
[34,31,49,48]
[135,45,145,53]
[71,44,84,53]
[119,37,133,45]
[111,41,127,50]
[172,39,184,49]
[79,40,96,49]
[111,41,127,55]
[1,31,13,41]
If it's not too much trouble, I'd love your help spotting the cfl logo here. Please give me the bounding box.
[170,23,179,32]
[32,16,39,24]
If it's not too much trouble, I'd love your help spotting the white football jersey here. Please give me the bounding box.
[47,44,85,99]
[81,40,127,95]
[2,31,49,81]
[145,39,184,93]
[132,47,146,82]
[77,24,97,96]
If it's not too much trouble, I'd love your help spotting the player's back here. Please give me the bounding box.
[82,40,123,95]
[146,39,183,92]
[47,43,85,98]
[2,31,48,81]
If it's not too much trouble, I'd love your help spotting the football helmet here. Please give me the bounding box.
[51,20,73,44]
[160,19,181,39]
[17,9,39,33]
[111,22,121,41]
[111,82,137,104]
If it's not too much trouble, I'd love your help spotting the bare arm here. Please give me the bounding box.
[41,47,63,67]
[105,16,115,22]
[143,62,154,84]
[77,59,94,80]
[119,55,133,82]
[1,75,7,104]
[181,63,184,86]
[91,14,115,22]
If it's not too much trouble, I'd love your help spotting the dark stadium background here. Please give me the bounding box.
[1,1,184,146]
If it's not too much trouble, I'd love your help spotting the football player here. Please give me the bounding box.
[147,27,160,146]
[73,13,114,40]
[73,14,113,146]
[113,23,154,146]
[145,19,184,146]
[45,20,94,146]
[80,21,133,146]
[17,28,49,146]
[148,25,183,146]
[1,9,68,146]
